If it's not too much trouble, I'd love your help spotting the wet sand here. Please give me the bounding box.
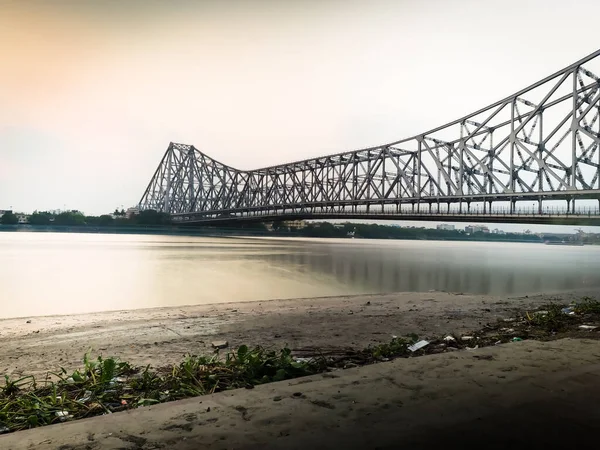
[1,289,597,378]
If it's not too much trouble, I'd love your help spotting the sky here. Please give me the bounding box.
[1,0,600,232]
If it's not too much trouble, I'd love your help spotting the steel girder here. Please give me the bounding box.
[139,50,600,220]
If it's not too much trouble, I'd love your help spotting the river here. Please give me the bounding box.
[1,232,599,319]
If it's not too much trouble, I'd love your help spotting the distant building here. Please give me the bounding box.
[436,224,455,231]
[126,207,140,219]
[491,228,506,235]
[284,220,307,230]
[465,225,489,234]
[17,214,29,224]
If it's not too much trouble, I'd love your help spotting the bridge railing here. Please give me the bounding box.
[173,206,600,222]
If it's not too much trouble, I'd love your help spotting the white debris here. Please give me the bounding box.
[443,335,456,342]
[579,325,598,330]
[461,336,474,341]
[211,341,229,349]
[78,391,93,404]
[55,411,70,421]
[408,340,430,352]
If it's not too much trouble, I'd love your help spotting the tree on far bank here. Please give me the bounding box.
[0,211,18,225]
[98,214,115,226]
[134,210,171,225]
[54,211,86,226]
[29,211,53,225]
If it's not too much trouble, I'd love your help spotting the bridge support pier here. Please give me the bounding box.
[538,197,543,215]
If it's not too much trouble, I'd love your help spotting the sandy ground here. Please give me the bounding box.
[1,288,598,378]
[2,337,600,449]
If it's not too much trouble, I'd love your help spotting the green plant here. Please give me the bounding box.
[368,336,415,359]
[525,304,573,332]
[574,297,600,314]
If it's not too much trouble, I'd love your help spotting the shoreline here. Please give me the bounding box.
[1,284,597,323]
[3,224,591,245]
[2,288,599,380]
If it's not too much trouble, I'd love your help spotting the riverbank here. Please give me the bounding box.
[1,289,598,380]
[2,337,600,449]
[3,223,594,245]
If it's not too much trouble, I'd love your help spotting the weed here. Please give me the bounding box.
[0,347,321,434]
[368,336,415,359]
[574,297,600,314]
[524,304,573,332]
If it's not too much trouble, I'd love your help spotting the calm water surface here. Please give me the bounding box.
[1,232,599,319]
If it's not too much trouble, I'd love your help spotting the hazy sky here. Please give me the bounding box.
[2,0,600,233]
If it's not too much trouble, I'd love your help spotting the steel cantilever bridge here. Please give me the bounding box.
[139,50,600,226]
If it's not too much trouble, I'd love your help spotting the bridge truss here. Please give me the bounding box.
[139,50,600,224]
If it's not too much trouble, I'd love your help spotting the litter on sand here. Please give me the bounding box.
[211,341,229,349]
[407,340,430,352]
[294,357,311,363]
[561,307,576,315]
[578,325,598,330]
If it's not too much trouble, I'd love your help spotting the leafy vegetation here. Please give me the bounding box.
[368,335,417,359]
[574,297,600,314]
[4,209,172,228]
[287,222,544,242]
[0,346,323,434]
[524,304,573,332]
[0,211,18,225]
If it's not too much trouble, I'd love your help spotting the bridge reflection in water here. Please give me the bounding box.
[208,239,600,296]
